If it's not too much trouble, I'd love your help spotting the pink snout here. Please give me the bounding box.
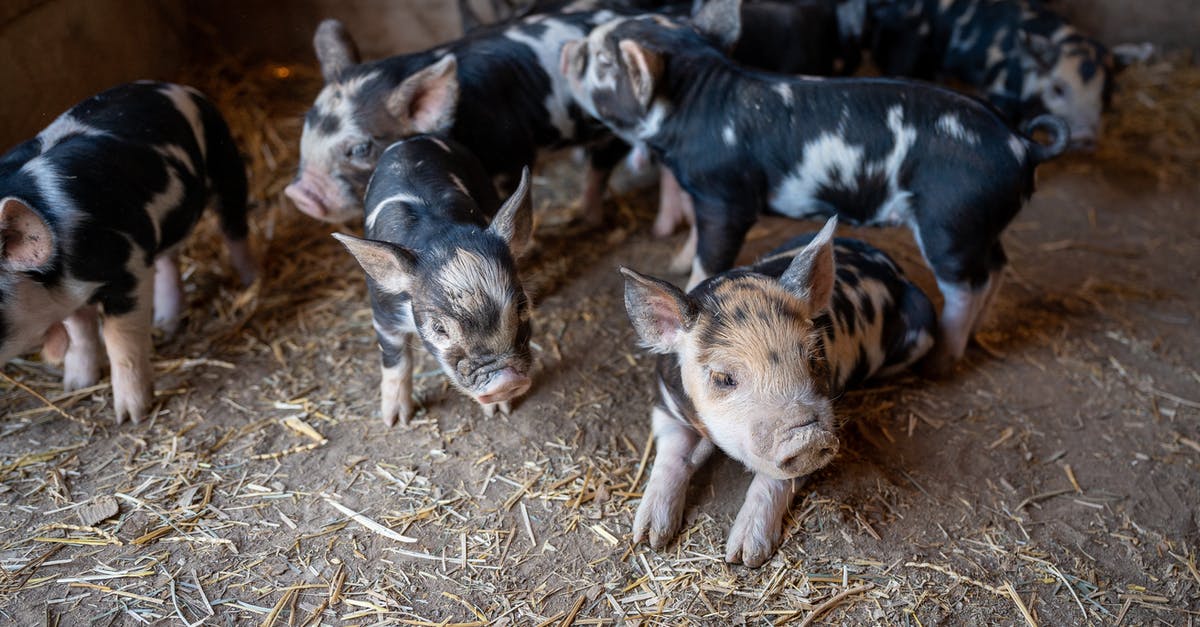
[775,426,839,478]
[284,178,332,220]
[475,368,532,405]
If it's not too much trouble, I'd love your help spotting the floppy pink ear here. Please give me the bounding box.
[0,197,54,271]
[618,39,663,110]
[388,55,460,134]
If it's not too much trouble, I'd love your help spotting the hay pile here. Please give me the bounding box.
[1093,51,1200,183]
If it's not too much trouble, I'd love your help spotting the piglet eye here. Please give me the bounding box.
[1051,82,1067,98]
[348,142,372,159]
[711,371,737,390]
[431,320,448,337]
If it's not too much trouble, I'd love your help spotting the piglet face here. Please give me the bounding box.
[289,20,460,223]
[623,218,842,480]
[334,169,535,411]
[409,250,534,407]
[1023,33,1112,149]
[561,16,673,144]
[0,197,68,364]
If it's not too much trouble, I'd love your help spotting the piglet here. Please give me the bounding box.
[334,136,534,426]
[1,82,254,424]
[621,218,935,566]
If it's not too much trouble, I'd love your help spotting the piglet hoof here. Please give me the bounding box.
[651,209,680,238]
[918,349,958,380]
[632,479,687,550]
[110,373,154,425]
[725,502,785,568]
[62,351,101,392]
[481,400,512,418]
[226,238,259,287]
[380,395,413,427]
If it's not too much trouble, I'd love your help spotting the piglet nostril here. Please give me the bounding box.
[818,447,836,460]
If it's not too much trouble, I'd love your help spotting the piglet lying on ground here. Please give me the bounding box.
[334,136,534,426]
[621,218,935,566]
[0,82,254,424]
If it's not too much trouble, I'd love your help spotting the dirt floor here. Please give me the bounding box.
[2,60,1199,626]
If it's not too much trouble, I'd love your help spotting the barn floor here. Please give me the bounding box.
[2,61,1199,626]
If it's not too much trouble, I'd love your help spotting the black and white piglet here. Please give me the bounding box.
[622,218,935,566]
[562,0,1067,371]
[0,81,254,423]
[867,0,1146,148]
[288,10,623,225]
[334,136,534,426]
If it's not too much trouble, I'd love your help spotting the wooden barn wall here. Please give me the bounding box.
[1,0,1197,150]
[0,0,187,150]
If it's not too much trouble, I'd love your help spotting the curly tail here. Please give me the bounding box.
[1020,114,1070,164]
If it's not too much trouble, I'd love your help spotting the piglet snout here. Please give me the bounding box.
[476,368,531,405]
[284,178,330,220]
[775,427,839,477]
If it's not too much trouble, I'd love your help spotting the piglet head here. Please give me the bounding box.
[334,169,535,413]
[290,19,460,223]
[1021,31,1118,149]
[621,218,842,481]
[0,197,62,364]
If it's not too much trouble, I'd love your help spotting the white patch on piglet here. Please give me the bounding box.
[504,16,587,139]
[770,133,864,218]
[157,83,208,160]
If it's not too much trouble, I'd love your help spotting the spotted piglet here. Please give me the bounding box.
[621,218,935,566]
[0,82,254,424]
[334,136,534,426]
[561,1,1068,372]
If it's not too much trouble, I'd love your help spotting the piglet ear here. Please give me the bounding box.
[314,19,362,82]
[780,217,837,315]
[691,0,742,50]
[332,233,418,295]
[0,197,54,272]
[388,55,459,135]
[1019,31,1056,69]
[618,40,663,110]
[489,167,533,258]
[620,267,697,353]
[1110,42,1154,73]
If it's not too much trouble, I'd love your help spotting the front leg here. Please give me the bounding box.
[633,407,716,549]
[689,201,755,290]
[725,474,801,567]
[153,253,184,336]
[101,270,156,424]
[62,306,102,391]
[376,321,414,427]
[576,138,626,228]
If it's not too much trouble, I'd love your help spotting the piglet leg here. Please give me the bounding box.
[633,408,715,549]
[62,306,102,391]
[225,236,258,287]
[102,273,155,424]
[575,164,611,228]
[376,323,414,426]
[153,255,184,336]
[725,474,800,567]
[653,168,691,238]
[926,278,991,376]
